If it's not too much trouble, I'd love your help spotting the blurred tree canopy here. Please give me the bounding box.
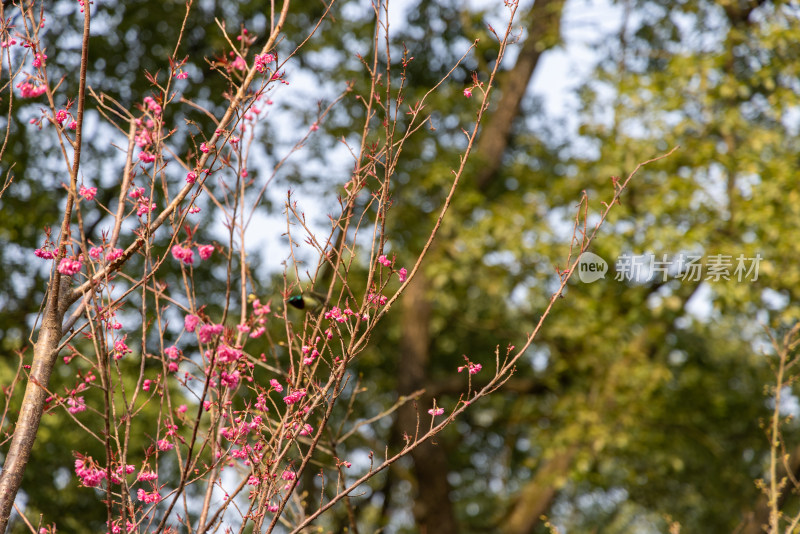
[2,0,800,533]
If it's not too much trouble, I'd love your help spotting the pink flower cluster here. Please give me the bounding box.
[185,314,200,332]
[198,323,223,343]
[220,415,262,442]
[136,488,161,504]
[457,360,482,375]
[137,468,157,482]
[283,388,306,405]
[35,247,57,260]
[75,457,106,487]
[32,52,46,68]
[171,245,194,265]
[198,244,214,260]
[164,345,181,372]
[128,187,156,216]
[220,370,241,388]
[17,80,46,98]
[377,254,407,282]
[301,340,321,366]
[57,256,83,275]
[254,53,275,73]
[172,243,214,265]
[142,96,162,116]
[79,185,97,200]
[114,339,131,360]
[215,344,243,363]
[231,55,247,71]
[324,306,365,323]
[66,396,86,414]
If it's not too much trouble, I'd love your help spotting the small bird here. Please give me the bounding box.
[286,291,327,311]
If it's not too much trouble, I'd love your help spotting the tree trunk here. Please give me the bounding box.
[397,273,460,534]
[501,447,577,534]
[474,0,566,192]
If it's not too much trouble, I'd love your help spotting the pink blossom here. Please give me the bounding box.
[398,267,408,282]
[32,52,46,68]
[171,245,194,265]
[57,257,82,275]
[136,199,155,216]
[79,185,97,200]
[138,151,156,163]
[178,404,187,413]
[129,186,145,199]
[270,378,283,392]
[220,370,240,388]
[254,53,275,73]
[200,142,210,153]
[377,254,392,267]
[198,323,223,343]
[184,314,200,332]
[198,244,214,260]
[463,88,472,98]
[283,389,306,405]
[176,71,189,80]
[35,247,56,259]
[137,488,161,504]
[186,171,198,184]
[55,109,68,125]
[250,327,265,338]
[157,439,173,451]
[143,96,162,115]
[137,469,157,482]
[67,396,86,414]
[16,81,46,98]
[216,344,242,363]
[142,379,151,392]
[231,56,247,70]
[75,457,107,487]
[113,339,131,359]
[457,362,482,375]
[106,248,123,261]
[428,407,445,416]
[135,128,152,148]
[89,246,103,259]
